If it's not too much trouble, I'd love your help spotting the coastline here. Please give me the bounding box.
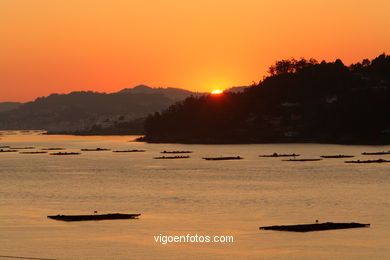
[44,130,144,136]
[37,132,390,145]
[12,129,388,145]
[136,135,390,145]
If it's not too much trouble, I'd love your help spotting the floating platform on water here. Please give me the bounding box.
[161,150,192,154]
[362,152,390,155]
[113,149,145,152]
[81,148,111,151]
[154,155,190,159]
[9,147,35,149]
[282,158,322,162]
[321,155,355,158]
[259,222,370,232]
[345,159,390,163]
[203,156,243,160]
[259,153,300,157]
[0,149,18,153]
[20,151,47,154]
[48,213,141,221]
[50,152,81,155]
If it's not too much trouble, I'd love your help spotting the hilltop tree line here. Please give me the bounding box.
[142,53,390,144]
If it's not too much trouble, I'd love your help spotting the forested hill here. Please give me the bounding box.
[142,54,390,144]
[0,102,21,113]
[0,85,199,132]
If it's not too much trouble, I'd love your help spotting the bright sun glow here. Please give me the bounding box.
[211,90,223,95]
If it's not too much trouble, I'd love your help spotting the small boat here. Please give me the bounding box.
[81,148,111,151]
[113,149,146,152]
[50,152,81,155]
[0,149,18,153]
[259,153,300,157]
[259,222,370,232]
[203,156,243,160]
[320,155,355,158]
[362,151,390,155]
[41,148,65,151]
[20,151,47,154]
[48,213,141,221]
[0,145,10,148]
[154,156,190,159]
[345,159,390,164]
[282,158,322,162]
[161,150,192,154]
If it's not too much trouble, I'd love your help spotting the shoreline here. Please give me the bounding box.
[3,130,388,145]
[137,136,390,146]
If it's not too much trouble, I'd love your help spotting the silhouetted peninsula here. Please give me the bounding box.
[142,54,390,144]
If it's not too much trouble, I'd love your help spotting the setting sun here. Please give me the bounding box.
[211,90,223,95]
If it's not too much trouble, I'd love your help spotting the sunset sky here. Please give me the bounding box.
[1,0,389,102]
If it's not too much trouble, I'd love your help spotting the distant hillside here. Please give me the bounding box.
[142,54,390,144]
[0,86,200,132]
[0,102,21,112]
[119,85,198,101]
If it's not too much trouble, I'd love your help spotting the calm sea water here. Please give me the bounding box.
[0,131,389,260]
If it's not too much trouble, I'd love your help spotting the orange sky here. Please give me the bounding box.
[1,0,389,102]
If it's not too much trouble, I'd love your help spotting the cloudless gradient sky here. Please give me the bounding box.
[1,0,389,102]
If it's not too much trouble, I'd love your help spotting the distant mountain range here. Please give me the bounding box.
[0,85,204,132]
[118,85,199,100]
